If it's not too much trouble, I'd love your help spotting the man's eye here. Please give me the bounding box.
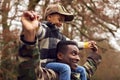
[71,51,77,56]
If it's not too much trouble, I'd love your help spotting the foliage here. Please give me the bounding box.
[0,29,20,80]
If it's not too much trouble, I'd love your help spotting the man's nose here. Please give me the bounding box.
[75,55,80,61]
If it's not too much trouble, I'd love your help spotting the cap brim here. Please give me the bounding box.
[59,12,74,22]
[64,14,74,22]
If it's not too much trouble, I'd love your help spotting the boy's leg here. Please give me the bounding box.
[46,62,71,80]
[75,66,87,80]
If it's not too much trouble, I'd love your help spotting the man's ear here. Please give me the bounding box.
[57,52,63,60]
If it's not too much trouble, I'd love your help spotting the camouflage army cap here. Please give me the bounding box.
[44,4,74,22]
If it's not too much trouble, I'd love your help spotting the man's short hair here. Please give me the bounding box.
[56,40,78,54]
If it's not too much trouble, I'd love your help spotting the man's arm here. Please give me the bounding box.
[83,52,101,79]
[18,41,40,80]
[18,41,58,80]
[83,44,102,79]
[18,11,58,80]
[21,11,40,42]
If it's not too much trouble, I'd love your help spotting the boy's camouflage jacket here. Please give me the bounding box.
[17,42,102,80]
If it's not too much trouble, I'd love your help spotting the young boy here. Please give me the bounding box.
[20,3,96,80]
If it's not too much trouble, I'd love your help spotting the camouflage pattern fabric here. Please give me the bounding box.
[18,43,58,80]
[35,61,58,80]
[18,42,102,80]
[71,72,81,80]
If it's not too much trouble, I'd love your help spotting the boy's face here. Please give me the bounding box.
[47,13,65,27]
[58,45,80,70]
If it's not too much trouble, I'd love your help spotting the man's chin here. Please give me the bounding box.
[71,64,78,70]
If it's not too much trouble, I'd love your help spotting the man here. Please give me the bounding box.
[55,40,100,80]
[18,40,101,80]
[45,40,87,80]
[18,3,102,80]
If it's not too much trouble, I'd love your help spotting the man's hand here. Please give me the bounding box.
[21,11,40,42]
[84,41,96,48]
[91,43,98,53]
[21,11,39,31]
[84,41,98,52]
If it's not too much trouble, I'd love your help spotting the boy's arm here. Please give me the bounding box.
[66,37,94,49]
[77,41,96,49]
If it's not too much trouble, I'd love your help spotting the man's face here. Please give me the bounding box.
[58,45,80,70]
[47,13,65,27]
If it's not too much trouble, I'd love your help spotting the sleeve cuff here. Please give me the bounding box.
[87,52,102,65]
[77,42,89,49]
[20,35,36,45]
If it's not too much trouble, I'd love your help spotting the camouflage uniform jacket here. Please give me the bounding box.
[18,42,102,80]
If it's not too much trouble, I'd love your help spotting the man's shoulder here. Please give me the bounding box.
[71,72,80,80]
